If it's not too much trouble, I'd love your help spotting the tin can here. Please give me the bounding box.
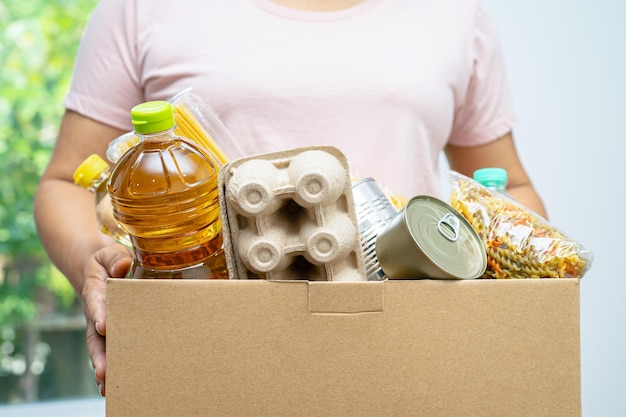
[351,178,398,281]
[375,195,486,279]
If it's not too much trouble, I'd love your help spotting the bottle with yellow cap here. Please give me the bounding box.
[107,100,228,279]
[73,154,132,247]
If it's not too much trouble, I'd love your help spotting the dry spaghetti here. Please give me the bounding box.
[173,102,229,166]
[448,171,592,279]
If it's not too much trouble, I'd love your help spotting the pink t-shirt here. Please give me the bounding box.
[65,0,515,199]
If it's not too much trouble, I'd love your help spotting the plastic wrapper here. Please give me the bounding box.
[350,176,408,211]
[169,88,245,165]
[382,185,408,211]
[106,87,244,165]
[447,170,593,279]
[106,131,140,164]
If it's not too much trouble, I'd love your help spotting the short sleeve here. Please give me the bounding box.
[448,2,516,147]
[63,0,143,131]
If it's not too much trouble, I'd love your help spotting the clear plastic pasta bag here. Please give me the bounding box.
[447,169,593,279]
[169,88,245,166]
[106,131,140,164]
[106,88,245,165]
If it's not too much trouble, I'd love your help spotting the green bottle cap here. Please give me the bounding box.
[473,167,508,188]
[73,154,110,189]
[131,101,175,134]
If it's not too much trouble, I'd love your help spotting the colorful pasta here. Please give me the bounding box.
[448,170,592,279]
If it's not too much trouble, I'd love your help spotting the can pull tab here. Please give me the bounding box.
[437,213,460,242]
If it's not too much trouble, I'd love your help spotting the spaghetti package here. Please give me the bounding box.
[106,88,245,165]
[447,170,593,279]
[106,131,140,164]
[170,88,245,166]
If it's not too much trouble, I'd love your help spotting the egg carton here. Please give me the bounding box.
[218,146,367,281]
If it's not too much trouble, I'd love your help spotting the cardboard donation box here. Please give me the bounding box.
[106,278,581,417]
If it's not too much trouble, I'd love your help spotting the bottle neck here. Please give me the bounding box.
[87,170,110,192]
[136,126,176,142]
[483,182,507,193]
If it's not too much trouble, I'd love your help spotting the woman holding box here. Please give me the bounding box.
[34,0,547,396]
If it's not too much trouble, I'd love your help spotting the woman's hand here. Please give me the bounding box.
[82,243,133,396]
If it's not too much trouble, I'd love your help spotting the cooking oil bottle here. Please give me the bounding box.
[107,101,228,279]
[73,154,132,247]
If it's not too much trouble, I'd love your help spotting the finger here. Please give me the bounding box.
[100,244,133,278]
[84,244,133,336]
[81,265,107,335]
[110,256,132,278]
[82,244,132,397]
[87,320,107,391]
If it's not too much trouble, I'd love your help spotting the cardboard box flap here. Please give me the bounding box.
[307,281,384,314]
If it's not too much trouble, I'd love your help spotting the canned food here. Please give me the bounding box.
[375,195,486,279]
[352,178,398,281]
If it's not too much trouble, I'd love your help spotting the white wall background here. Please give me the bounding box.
[472,1,625,416]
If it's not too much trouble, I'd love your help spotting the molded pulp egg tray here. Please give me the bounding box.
[218,146,367,281]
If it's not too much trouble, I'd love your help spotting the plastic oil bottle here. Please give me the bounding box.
[73,154,132,247]
[107,100,228,279]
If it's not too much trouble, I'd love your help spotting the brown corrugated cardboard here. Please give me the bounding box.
[106,278,581,417]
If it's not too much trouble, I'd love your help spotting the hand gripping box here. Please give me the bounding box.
[105,278,581,417]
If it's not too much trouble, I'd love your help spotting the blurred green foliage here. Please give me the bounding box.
[0,0,98,400]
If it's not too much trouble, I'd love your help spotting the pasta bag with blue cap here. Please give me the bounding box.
[447,169,593,279]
